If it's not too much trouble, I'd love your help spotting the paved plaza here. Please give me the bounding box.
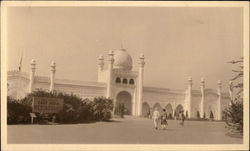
[8,116,242,144]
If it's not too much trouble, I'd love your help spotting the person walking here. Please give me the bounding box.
[120,104,125,118]
[160,109,168,130]
[152,107,160,130]
[180,111,186,126]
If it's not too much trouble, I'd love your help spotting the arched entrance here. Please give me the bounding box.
[175,104,184,118]
[115,91,132,115]
[152,103,162,112]
[142,102,150,117]
[165,104,173,118]
[207,105,217,120]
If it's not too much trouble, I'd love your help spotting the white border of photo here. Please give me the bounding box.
[1,1,249,151]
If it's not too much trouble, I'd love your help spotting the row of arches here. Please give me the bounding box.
[114,91,183,117]
[114,90,218,119]
[115,77,135,85]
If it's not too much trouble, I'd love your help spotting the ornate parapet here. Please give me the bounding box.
[113,68,138,78]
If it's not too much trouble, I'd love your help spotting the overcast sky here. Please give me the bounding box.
[7,7,243,91]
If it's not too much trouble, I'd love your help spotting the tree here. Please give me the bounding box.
[224,57,243,134]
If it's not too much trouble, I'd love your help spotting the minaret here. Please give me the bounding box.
[200,77,205,118]
[29,59,36,93]
[229,80,233,101]
[49,61,56,92]
[186,76,192,118]
[217,80,222,120]
[106,50,114,98]
[137,53,145,116]
[98,54,104,73]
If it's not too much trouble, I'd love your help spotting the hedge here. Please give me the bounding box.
[7,90,114,124]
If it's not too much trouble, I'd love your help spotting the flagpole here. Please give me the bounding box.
[18,51,23,71]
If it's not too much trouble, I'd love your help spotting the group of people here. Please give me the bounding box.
[152,107,186,130]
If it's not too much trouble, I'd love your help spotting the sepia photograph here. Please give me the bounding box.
[1,1,249,151]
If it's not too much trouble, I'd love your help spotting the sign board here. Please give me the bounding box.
[32,97,64,113]
[30,113,37,118]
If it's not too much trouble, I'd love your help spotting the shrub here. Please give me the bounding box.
[224,100,243,133]
[74,100,95,122]
[7,97,32,124]
[7,90,114,124]
[224,57,243,135]
[92,97,113,121]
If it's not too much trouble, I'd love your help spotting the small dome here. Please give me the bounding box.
[113,49,133,70]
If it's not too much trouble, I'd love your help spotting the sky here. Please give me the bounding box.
[7,7,243,91]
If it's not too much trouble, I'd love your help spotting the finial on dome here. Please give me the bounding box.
[229,80,233,85]
[139,53,145,67]
[108,50,114,64]
[30,59,36,71]
[188,76,192,82]
[51,61,56,72]
[51,61,56,67]
[31,59,36,65]
[217,80,221,84]
[200,77,205,87]
[139,53,145,59]
[99,54,104,60]
[98,54,104,68]
[108,50,114,55]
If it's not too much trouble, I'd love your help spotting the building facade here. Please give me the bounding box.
[7,49,232,120]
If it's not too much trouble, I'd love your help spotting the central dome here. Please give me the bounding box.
[113,49,133,70]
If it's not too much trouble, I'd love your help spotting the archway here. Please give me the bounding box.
[115,91,132,115]
[175,104,184,118]
[165,104,173,118]
[152,103,162,112]
[142,102,150,117]
[207,105,217,120]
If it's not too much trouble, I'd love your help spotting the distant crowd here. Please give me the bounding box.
[152,108,185,130]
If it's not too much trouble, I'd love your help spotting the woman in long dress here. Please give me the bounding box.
[152,107,160,130]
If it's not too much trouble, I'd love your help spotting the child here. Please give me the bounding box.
[160,109,168,130]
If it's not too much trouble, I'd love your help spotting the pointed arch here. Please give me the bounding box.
[175,104,184,118]
[152,103,162,112]
[129,79,135,85]
[122,78,128,84]
[142,102,150,117]
[115,91,132,115]
[165,104,173,118]
[116,77,121,83]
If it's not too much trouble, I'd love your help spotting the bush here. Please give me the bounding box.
[224,57,243,135]
[7,97,32,124]
[92,97,113,121]
[224,100,243,134]
[7,90,114,124]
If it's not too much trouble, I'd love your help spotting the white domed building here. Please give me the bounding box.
[7,49,232,120]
